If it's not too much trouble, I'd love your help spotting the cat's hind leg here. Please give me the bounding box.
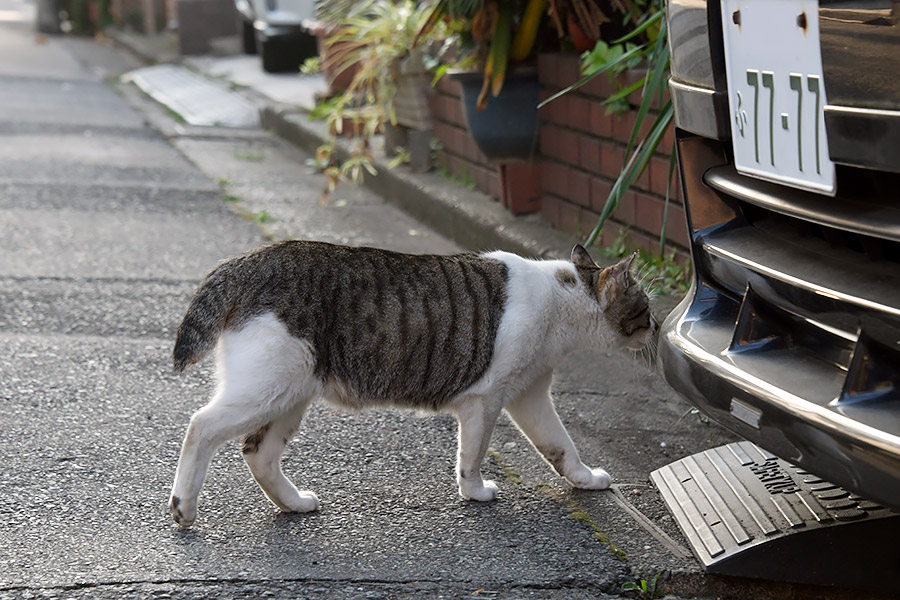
[454,397,503,501]
[504,372,610,490]
[241,397,319,514]
[169,313,317,527]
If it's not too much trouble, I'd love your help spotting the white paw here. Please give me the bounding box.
[282,490,320,513]
[170,494,196,528]
[570,468,611,490]
[459,479,499,502]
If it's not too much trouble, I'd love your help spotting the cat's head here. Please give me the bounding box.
[571,245,657,350]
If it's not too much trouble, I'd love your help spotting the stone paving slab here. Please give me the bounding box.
[123,64,259,128]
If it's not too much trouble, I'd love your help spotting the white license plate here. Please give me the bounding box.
[721,0,836,196]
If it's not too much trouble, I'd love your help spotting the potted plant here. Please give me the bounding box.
[310,0,447,195]
[416,0,547,164]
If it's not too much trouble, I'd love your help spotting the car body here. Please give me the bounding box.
[234,0,318,72]
[659,0,900,510]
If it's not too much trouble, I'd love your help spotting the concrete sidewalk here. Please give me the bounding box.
[105,29,582,263]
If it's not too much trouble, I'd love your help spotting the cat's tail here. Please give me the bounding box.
[173,258,242,373]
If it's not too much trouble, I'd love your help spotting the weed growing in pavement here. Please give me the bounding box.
[251,210,273,223]
[536,485,627,561]
[234,149,266,162]
[216,178,230,187]
[622,573,664,598]
[485,450,523,485]
[596,228,690,295]
[436,164,476,190]
[223,194,240,203]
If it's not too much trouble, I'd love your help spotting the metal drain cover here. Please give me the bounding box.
[651,441,900,591]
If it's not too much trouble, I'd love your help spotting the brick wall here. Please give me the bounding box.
[537,53,689,263]
[427,54,690,263]
[428,76,502,200]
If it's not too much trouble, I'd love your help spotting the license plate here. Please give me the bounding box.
[721,0,836,196]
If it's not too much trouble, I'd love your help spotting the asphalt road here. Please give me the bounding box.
[0,7,675,600]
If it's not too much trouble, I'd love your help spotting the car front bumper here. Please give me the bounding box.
[659,131,900,511]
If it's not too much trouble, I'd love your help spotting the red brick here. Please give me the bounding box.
[635,160,652,194]
[568,170,591,208]
[583,72,617,99]
[546,95,569,127]
[664,203,690,248]
[541,194,561,227]
[634,193,665,236]
[660,124,676,157]
[565,96,591,130]
[589,102,614,138]
[557,53,581,88]
[612,111,655,147]
[611,111,635,144]
[599,220,626,249]
[538,54,559,87]
[600,141,625,180]
[500,163,541,214]
[558,199,581,235]
[629,229,657,256]
[435,76,460,97]
[541,161,569,198]
[553,127,581,167]
[541,125,578,166]
[590,177,613,214]
[538,90,553,122]
[444,96,466,128]
[540,125,562,158]
[463,135,483,164]
[612,190,637,226]
[487,170,502,200]
[578,135,602,174]
[649,155,677,198]
[434,122,462,156]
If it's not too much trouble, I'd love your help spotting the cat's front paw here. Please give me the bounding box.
[569,468,611,491]
[459,479,499,502]
[170,495,196,528]
[282,490,320,513]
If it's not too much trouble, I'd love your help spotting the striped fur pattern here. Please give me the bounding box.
[168,241,654,527]
[174,241,508,411]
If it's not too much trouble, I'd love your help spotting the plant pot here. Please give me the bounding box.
[448,67,540,164]
[305,19,359,93]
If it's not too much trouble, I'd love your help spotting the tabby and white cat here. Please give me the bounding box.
[169,241,654,527]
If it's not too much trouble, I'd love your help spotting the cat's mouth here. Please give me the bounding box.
[623,313,658,351]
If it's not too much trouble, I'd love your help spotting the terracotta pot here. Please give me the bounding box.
[567,14,596,53]
[305,19,360,94]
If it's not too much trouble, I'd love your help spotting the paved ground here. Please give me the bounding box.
[4,3,880,599]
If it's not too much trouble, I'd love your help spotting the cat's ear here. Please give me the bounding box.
[608,251,637,285]
[598,252,637,308]
[571,245,597,269]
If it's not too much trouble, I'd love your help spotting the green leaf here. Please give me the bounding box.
[610,9,663,44]
[537,42,647,109]
[625,15,669,158]
[585,100,673,247]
